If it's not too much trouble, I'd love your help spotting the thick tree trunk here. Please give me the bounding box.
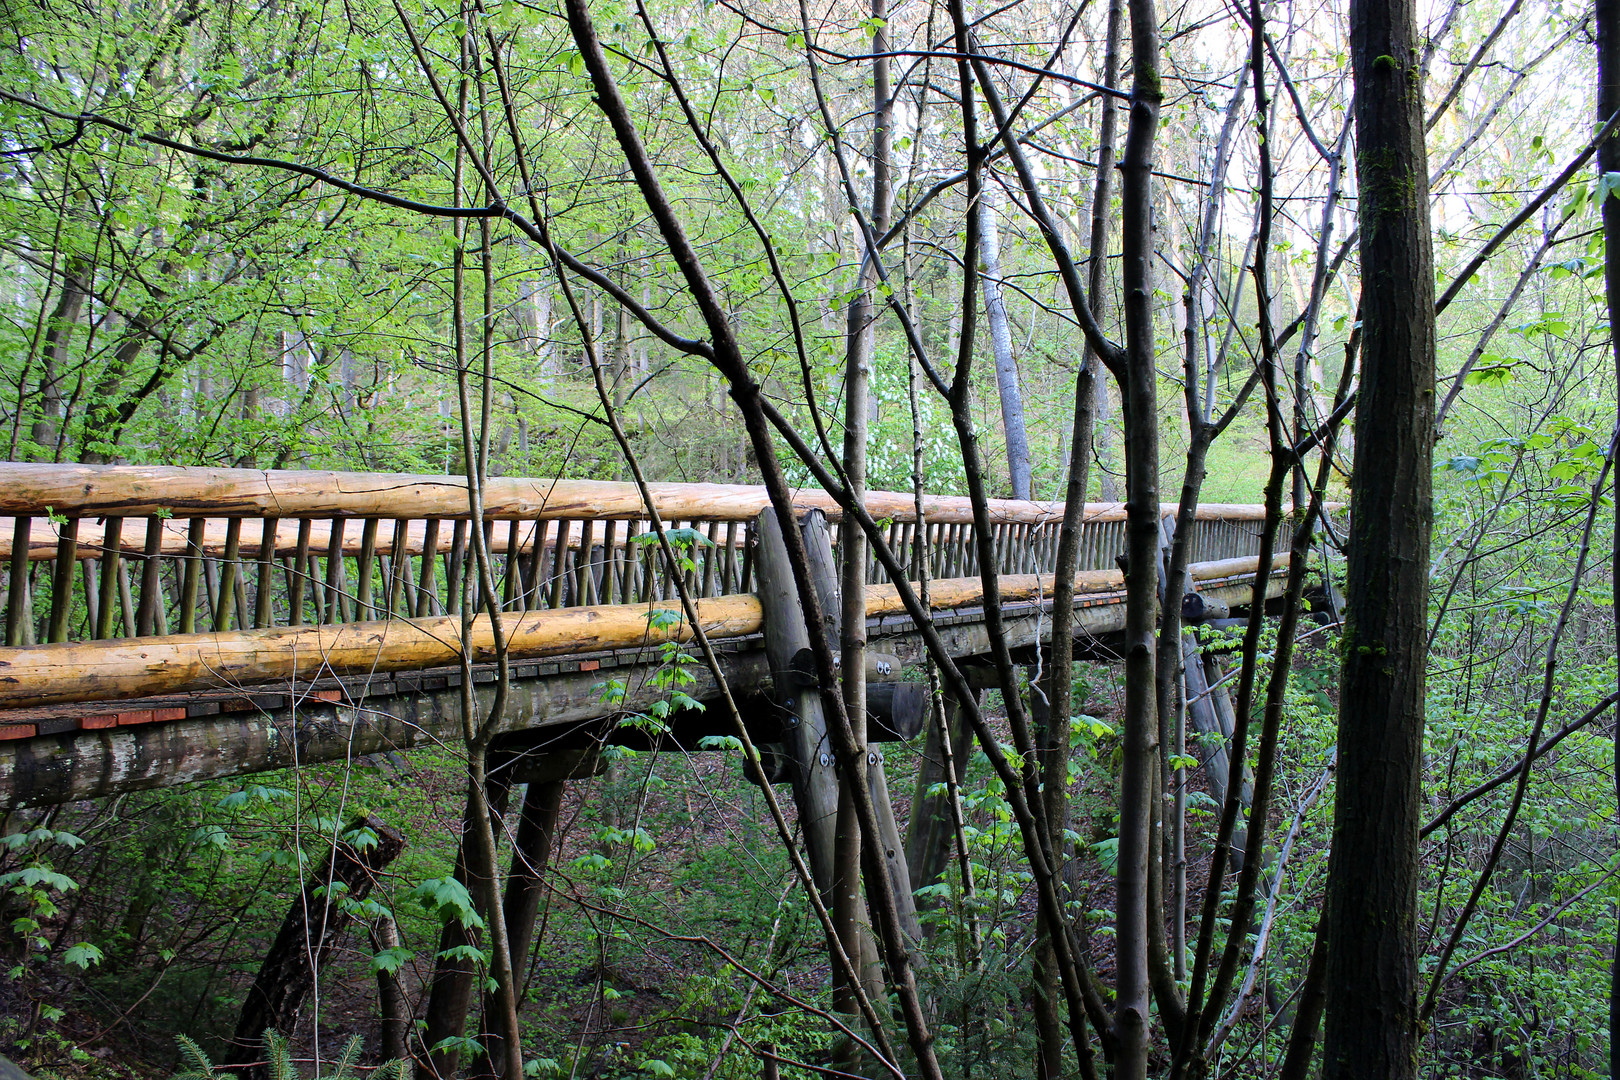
[226,817,405,1076]
[419,780,512,1079]
[1322,0,1436,1074]
[471,778,566,1079]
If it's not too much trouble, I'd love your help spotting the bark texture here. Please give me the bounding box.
[1598,0,1620,1066]
[1322,0,1435,1074]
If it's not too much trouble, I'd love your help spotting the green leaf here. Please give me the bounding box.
[435,944,488,964]
[371,946,413,975]
[62,942,104,969]
[642,1060,677,1077]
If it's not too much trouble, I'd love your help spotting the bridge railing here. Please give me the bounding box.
[0,464,1278,647]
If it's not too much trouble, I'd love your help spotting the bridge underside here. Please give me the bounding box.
[0,570,1283,808]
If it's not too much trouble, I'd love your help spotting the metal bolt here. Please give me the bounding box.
[867,752,879,766]
[819,753,831,767]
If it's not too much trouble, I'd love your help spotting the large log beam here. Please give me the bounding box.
[0,557,1281,710]
[0,462,1278,525]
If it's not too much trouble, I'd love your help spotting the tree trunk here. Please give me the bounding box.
[1598,0,1620,1066]
[979,186,1031,500]
[1322,0,1436,1074]
[1113,0,1163,1072]
[371,915,410,1063]
[226,817,405,1076]
[472,778,566,1079]
[418,780,512,1079]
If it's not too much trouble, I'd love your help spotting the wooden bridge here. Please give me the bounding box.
[0,464,1289,809]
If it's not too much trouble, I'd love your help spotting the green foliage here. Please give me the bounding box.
[166,1032,408,1080]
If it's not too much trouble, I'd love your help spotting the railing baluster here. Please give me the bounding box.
[501,519,522,609]
[521,519,548,611]
[7,516,30,646]
[699,520,718,598]
[548,520,570,609]
[738,531,753,594]
[46,517,79,642]
[117,557,136,637]
[83,556,98,638]
[601,520,619,605]
[96,516,123,639]
[721,521,739,595]
[575,518,597,606]
[387,518,410,617]
[214,518,242,632]
[288,520,313,626]
[324,519,347,624]
[627,521,646,601]
[255,518,279,628]
[355,518,379,620]
[446,520,467,614]
[416,519,441,617]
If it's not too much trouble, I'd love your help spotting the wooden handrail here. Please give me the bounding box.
[0,463,1274,525]
[0,555,1283,708]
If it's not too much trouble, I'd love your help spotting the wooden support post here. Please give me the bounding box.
[225,816,405,1077]
[751,508,839,893]
[420,779,512,1080]
[905,683,978,907]
[419,518,443,617]
[471,777,567,1080]
[214,518,242,633]
[289,520,313,626]
[1183,640,1252,871]
[387,519,409,616]
[355,518,379,620]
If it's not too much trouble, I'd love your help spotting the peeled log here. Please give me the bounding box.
[0,462,1281,526]
[0,596,764,709]
[0,556,1281,709]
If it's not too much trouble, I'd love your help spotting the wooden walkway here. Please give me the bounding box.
[0,464,1288,807]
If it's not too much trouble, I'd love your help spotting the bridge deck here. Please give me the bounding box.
[0,464,1292,808]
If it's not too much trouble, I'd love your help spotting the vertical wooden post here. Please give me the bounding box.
[355,517,380,619]
[418,518,443,617]
[214,518,242,632]
[905,683,978,907]
[7,517,30,646]
[255,519,279,628]
[48,517,79,642]
[289,520,313,626]
[751,507,839,892]
[96,516,123,639]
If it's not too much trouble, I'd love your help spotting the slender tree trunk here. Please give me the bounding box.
[1322,0,1436,1073]
[1113,0,1163,1073]
[1085,0,1124,502]
[1599,0,1620,1067]
[979,186,1031,499]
